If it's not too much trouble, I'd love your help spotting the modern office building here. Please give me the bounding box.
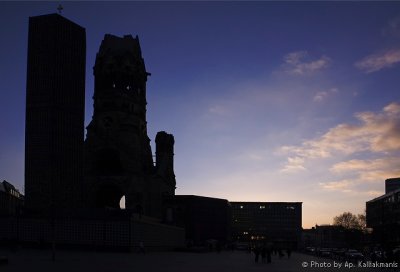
[385,178,400,194]
[24,14,86,213]
[0,180,24,216]
[231,202,302,248]
[366,178,400,247]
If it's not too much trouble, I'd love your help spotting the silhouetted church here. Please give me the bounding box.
[11,13,184,251]
[25,14,176,220]
[84,34,176,218]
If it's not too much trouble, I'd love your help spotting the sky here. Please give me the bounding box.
[0,1,399,228]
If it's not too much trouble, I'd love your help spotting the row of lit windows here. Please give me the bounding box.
[235,205,299,210]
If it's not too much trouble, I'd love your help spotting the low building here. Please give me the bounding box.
[0,180,24,216]
[302,227,317,249]
[174,195,231,246]
[366,178,400,247]
[0,211,185,251]
[302,225,348,249]
[231,202,302,249]
[302,224,366,249]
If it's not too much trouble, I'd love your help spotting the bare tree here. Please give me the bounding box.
[333,212,364,230]
[357,213,366,230]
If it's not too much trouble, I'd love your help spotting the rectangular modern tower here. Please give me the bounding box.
[25,14,86,214]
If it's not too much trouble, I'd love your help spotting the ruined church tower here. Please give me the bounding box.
[84,34,176,219]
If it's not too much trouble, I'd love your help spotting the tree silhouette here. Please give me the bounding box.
[333,212,365,230]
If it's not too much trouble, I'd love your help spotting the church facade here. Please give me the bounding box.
[84,34,176,219]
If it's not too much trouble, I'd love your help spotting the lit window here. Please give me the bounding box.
[240,205,243,209]
[260,205,265,209]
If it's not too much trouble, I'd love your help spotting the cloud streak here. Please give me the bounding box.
[355,49,400,73]
[279,102,400,194]
[319,157,400,194]
[280,156,307,173]
[283,51,331,75]
[280,102,400,164]
[319,177,386,197]
[313,88,338,102]
[330,157,399,175]
[319,179,353,192]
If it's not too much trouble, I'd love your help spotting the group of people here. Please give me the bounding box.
[251,244,292,264]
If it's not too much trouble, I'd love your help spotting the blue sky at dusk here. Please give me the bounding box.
[0,1,400,228]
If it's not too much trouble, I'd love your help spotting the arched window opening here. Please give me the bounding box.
[119,195,126,209]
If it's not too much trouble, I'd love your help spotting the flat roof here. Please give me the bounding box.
[367,188,400,203]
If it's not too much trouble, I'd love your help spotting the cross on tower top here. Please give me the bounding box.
[57,4,63,14]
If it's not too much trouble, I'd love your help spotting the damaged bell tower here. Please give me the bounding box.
[84,34,176,219]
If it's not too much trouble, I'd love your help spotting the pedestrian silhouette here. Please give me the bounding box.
[138,241,145,254]
[266,242,273,263]
[254,246,260,263]
[261,246,266,263]
[278,249,285,258]
[286,248,292,259]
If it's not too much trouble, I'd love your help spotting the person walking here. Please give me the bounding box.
[254,246,260,263]
[261,246,266,263]
[266,243,273,264]
[286,248,292,259]
[138,241,145,254]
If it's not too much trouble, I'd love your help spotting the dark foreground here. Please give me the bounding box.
[0,248,395,272]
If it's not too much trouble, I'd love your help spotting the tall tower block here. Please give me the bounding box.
[25,14,86,213]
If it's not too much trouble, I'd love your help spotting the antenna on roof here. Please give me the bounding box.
[57,4,63,14]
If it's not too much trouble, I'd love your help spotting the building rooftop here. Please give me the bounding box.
[29,13,85,30]
[367,187,400,203]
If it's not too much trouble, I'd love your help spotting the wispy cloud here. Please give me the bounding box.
[280,156,307,173]
[283,51,331,75]
[313,91,328,102]
[279,102,400,195]
[208,105,231,116]
[319,178,387,197]
[330,157,398,175]
[319,157,400,194]
[280,102,400,163]
[313,88,338,102]
[319,179,353,192]
[355,49,400,73]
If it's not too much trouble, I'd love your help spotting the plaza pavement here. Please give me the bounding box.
[0,248,392,272]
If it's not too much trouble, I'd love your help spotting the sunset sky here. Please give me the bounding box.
[0,1,399,228]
